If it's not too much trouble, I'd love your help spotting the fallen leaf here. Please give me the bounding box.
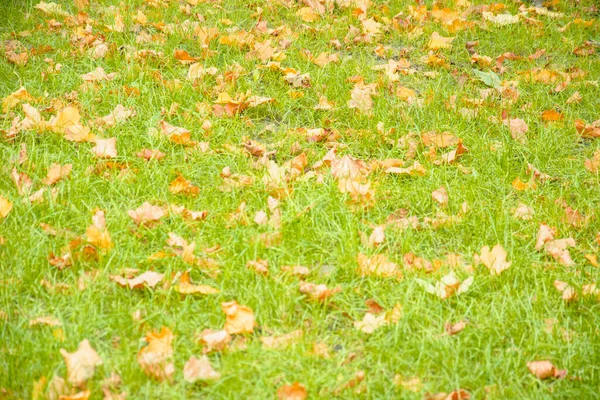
[432,187,448,206]
[277,382,308,400]
[222,301,255,334]
[428,32,454,50]
[137,327,175,381]
[0,196,13,218]
[354,313,388,334]
[478,244,511,275]
[445,320,467,336]
[176,271,218,295]
[357,253,401,278]
[29,316,62,327]
[111,270,164,289]
[169,174,199,196]
[299,281,341,301]
[91,138,117,158]
[197,329,232,352]
[260,330,303,349]
[527,360,566,379]
[128,202,166,226]
[59,339,102,387]
[183,356,220,383]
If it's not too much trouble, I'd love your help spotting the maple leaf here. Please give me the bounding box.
[128,202,166,226]
[137,327,175,382]
[260,330,303,349]
[29,316,62,327]
[554,280,577,301]
[197,329,232,353]
[59,339,102,387]
[357,253,401,278]
[175,271,218,295]
[91,138,117,158]
[111,270,164,289]
[81,67,117,82]
[42,163,72,185]
[432,187,449,206]
[513,203,534,220]
[478,244,511,275]
[445,320,467,336]
[482,12,520,26]
[277,382,308,400]
[183,356,221,383]
[95,105,135,127]
[297,7,319,22]
[221,301,255,334]
[169,174,199,196]
[136,149,165,161]
[347,82,375,114]
[575,119,600,139]
[247,259,269,275]
[159,120,193,145]
[526,360,566,379]
[585,149,600,173]
[421,131,458,148]
[354,313,388,333]
[428,32,454,50]
[2,87,36,113]
[503,118,528,143]
[86,210,112,250]
[385,161,427,176]
[0,196,13,218]
[416,272,474,299]
[368,226,385,247]
[299,281,341,301]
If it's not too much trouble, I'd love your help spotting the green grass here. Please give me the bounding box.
[1,0,600,398]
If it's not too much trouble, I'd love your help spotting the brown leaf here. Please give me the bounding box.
[299,281,341,301]
[137,327,175,381]
[183,356,220,383]
[197,329,232,353]
[127,202,166,226]
[222,301,255,334]
[111,270,164,289]
[42,163,72,185]
[169,174,199,196]
[277,382,308,400]
[59,340,102,387]
[176,272,218,295]
[478,244,511,275]
[527,360,566,379]
[0,196,13,218]
[444,320,467,336]
[432,187,448,206]
[354,313,387,333]
[91,138,117,158]
[357,253,401,278]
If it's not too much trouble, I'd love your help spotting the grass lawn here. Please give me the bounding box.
[1,0,600,398]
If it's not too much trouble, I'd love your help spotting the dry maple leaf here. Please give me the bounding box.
[385,161,427,176]
[482,11,519,26]
[159,120,193,145]
[111,270,164,289]
[357,253,401,278]
[29,316,62,327]
[421,131,458,148]
[428,32,454,50]
[574,119,600,139]
[136,148,165,161]
[91,138,117,158]
[554,280,577,301]
[535,224,555,250]
[432,187,449,206]
[299,281,341,301]
[86,210,112,250]
[169,174,199,196]
[0,196,13,218]
[478,244,511,275]
[128,202,166,226]
[59,339,102,387]
[526,360,566,379]
[513,203,534,220]
[277,382,308,400]
[221,301,255,334]
[183,356,220,383]
[95,105,135,127]
[260,330,303,349]
[368,226,385,247]
[176,271,218,295]
[545,239,576,266]
[416,272,474,299]
[347,82,375,114]
[354,313,388,334]
[197,329,232,353]
[584,149,600,173]
[137,327,175,382]
[81,67,117,82]
[42,163,72,185]
[503,118,528,143]
[247,259,269,275]
[445,320,467,336]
